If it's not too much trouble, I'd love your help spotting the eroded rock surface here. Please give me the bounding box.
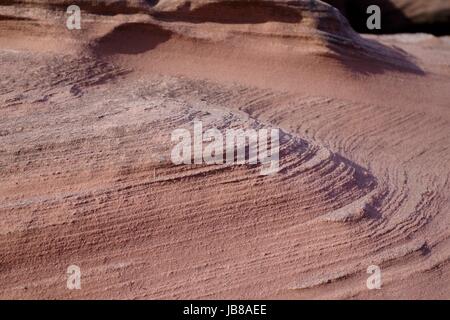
[1,0,449,299]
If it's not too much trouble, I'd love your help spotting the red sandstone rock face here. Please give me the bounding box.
[0,0,450,299]
[6,0,450,33]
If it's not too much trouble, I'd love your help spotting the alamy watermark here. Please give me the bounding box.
[66,5,81,30]
[170,121,280,175]
[66,264,81,290]
[367,5,381,30]
[366,265,382,290]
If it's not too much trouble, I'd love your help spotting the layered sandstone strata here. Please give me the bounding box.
[1,0,449,299]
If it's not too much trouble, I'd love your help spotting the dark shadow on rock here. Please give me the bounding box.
[145,0,160,6]
[420,242,431,256]
[304,0,426,75]
[90,23,172,56]
[324,0,449,36]
[152,1,303,24]
[0,15,35,21]
[363,203,382,220]
[334,154,377,191]
[324,34,426,76]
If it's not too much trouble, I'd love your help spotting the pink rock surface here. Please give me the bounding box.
[0,0,449,299]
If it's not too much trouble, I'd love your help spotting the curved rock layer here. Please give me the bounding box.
[1,0,427,73]
[6,0,450,34]
[0,0,450,299]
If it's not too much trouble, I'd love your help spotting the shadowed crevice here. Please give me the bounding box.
[324,0,450,36]
[90,22,173,55]
[152,0,303,24]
